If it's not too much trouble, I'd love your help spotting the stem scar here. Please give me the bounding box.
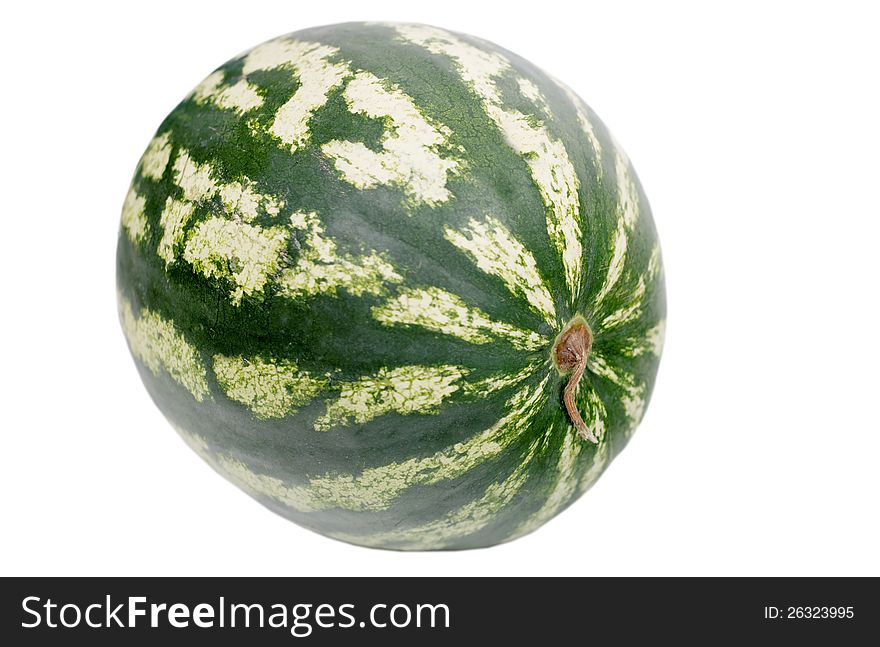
[553,317,597,443]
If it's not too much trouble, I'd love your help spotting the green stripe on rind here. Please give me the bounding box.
[444,216,557,326]
[181,375,545,515]
[510,428,582,539]
[310,375,546,513]
[508,381,611,541]
[630,319,666,358]
[590,143,641,310]
[589,351,648,428]
[600,242,662,331]
[329,432,546,549]
[553,77,604,175]
[395,24,583,306]
[461,361,545,396]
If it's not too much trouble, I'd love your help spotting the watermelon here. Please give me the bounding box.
[117,22,665,550]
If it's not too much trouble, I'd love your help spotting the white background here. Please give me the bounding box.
[2,0,878,576]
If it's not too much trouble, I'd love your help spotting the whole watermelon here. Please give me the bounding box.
[117,22,665,550]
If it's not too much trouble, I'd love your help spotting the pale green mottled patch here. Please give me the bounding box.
[139,132,172,181]
[372,286,546,351]
[277,211,401,298]
[243,39,349,152]
[397,24,583,303]
[444,216,556,326]
[314,365,468,432]
[183,217,289,305]
[191,70,264,113]
[118,295,209,401]
[216,455,317,512]
[218,180,284,223]
[172,149,217,202]
[121,186,148,244]
[213,354,328,418]
[322,71,459,206]
[157,197,195,265]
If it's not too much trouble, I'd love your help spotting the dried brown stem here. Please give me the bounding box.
[553,318,597,443]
